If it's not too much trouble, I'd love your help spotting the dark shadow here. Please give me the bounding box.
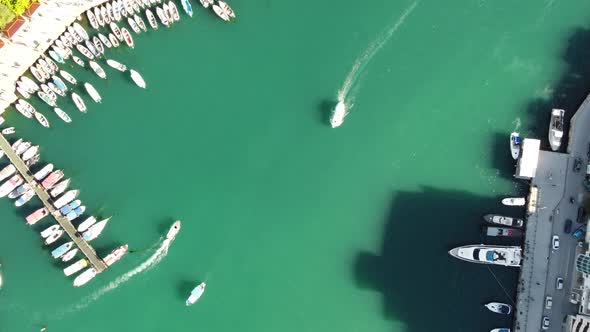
[318,100,336,126]
[525,28,590,147]
[490,132,517,179]
[354,187,519,332]
[177,280,196,299]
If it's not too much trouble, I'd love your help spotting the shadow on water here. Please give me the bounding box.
[490,132,518,180]
[525,28,590,149]
[317,100,336,126]
[177,280,195,299]
[354,187,519,332]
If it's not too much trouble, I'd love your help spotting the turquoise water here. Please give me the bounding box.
[2,0,590,331]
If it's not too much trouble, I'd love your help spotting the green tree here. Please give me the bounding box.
[0,0,30,15]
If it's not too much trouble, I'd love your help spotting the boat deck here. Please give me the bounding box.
[0,133,107,272]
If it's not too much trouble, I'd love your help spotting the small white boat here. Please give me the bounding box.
[134,14,147,32]
[166,220,181,239]
[85,40,100,57]
[76,44,95,60]
[113,0,122,21]
[180,0,193,17]
[48,50,64,64]
[53,189,80,209]
[109,33,120,47]
[110,22,124,41]
[89,61,107,79]
[8,183,31,199]
[549,108,565,151]
[45,56,58,73]
[129,69,146,88]
[146,9,158,29]
[77,216,97,232]
[33,164,54,181]
[0,164,15,182]
[127,17,141,34]
[502,197,526,206]
[106,59,127,72]
[16,86,30,99]
[330,101,348,128]
[20,76,39,91]
[99,33,112,48]
[212,4,229,21]
[72,92,87,113]
[25,155,40,168]
[61,248,78,262]
[30,66,45,82]
[41,224,61,238]
[199,0,214,8]
[51,242,73,259]
[65,259,88,277]
[510,132,521,160]
[156,7,169,27]
[101,6,111,24]
[121,27,135,48]
[162,3,172,21]
[50,178,70,197]
[484,302,512,315]
[34,112,50,128]
[92,36,105,54]
[186,282,206,306]
[44,229,63,245]
[82,217,110,241]
[84,82,102,103]
[72,55,85,67]
[15,189,35,207]
[87,10,99,29]
[73,267,97,286]
[65,30,78,44]
[2,127,15,135]
[15,141,31,155]
[47,82,65,97]
[37,91,56,107]
[94,7,105,27]
[106,2,115,21]
[15,103,33,118]
[0,175,23,198]
[54,108,72,123]
[22,145,39,161]
[168,1,180,21]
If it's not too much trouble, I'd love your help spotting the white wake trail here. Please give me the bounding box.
[337,1,419,107]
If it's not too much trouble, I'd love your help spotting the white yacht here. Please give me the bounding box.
[510,132,521,160]
[483,214,523,228]
[330,101,347,128]
[502,197,526,206]
[129,69,146,88]
[548,108,564,151]
[448,245,521,267]
[484,302,512,315]
[84,82,102,103]
[186,282,206,306]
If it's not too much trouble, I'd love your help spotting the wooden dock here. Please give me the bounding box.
[0,133,108,272]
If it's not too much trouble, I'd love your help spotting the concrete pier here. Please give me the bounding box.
[0,133,107,272]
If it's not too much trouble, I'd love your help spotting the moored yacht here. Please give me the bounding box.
[510,132,521,160]
[34,163,54,180]
[26,207,49,225]
[66,206,86,221]
[483,214,523,227]
[502,197,526,206]
[0,175,23,198]
[73,267,97,286]
[53,189,80,209]
[59,199,81,215]
[65,259,88,276]
[41,224,61,238]
[8,183,31,199]
[485,226,524,238]
[549,108,565,151]
[180,0,192,17]
[106,59,127,72]
[484,302,512,315]
[89,61,107,79]
[146,9,158,29]
[50,178,70,197]
[448,244,522,267]
[121,27,134,48]
[77,216,97,232]
[84,83,102,103]
[129,69,146,88]
[218,1,235,20]
[15,189,35,207]
[128,16,141,33]
[51,242,73,259]
[109,33,120,47]
[82,217,110,240]
[45,229,64,245]
[71,93,87,113]
[42,170,64,189]
[61,248,78,262]
[212,4,229,21]
[186,282,206,306]
[54,108,72,123]
[133,14,147,32]
[72,55,86,67]
[34,112,50,128]
[156,7,169,26]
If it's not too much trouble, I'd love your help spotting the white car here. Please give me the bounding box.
[556,277,564,290]
[545,296,553,309]
[542,316,550,330]
[552,235,560,250]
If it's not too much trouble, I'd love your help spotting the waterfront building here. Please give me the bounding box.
[515,138,540,180]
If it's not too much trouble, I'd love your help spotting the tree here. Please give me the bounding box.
[0,0,30,15]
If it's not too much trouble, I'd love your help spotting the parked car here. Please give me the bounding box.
[556,277,564,290]
[545,296,553,309]
[552,235,560,249]
[542,316,550,330]
[565,219,573,233]
[577,207,586,224]
[573,226,587,240]
[574,158,583,172]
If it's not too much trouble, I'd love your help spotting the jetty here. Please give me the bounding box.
[0,132,107,272]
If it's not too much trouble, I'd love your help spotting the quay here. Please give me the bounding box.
[0,132,107,272]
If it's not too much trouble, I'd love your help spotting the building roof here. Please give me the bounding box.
[576,254,590,274]
[1,16,25,39]
[515,138,541,179]
[25,2,40,17]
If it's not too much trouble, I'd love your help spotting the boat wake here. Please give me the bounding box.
[513,117,521,131]
[56,237,176,316]
[336,1,419,108]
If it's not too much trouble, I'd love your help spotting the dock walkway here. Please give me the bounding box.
[0,133,107,272]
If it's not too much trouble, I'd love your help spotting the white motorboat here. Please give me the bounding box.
[89,61,107,79]
[34,112,50,128]
[162,3,173,21]
[54,108,72,123]
[106,2,115,21]
[47,82,65,97]
[87,10,99,29]
[109,33,120,47]
[8,183,31,199]
[44,229,63,245]
[85,40,100,57]
[330,101,347,128]
[121,27,135,48]
[76,44,95,60]
[502,197,526,206]
[92,36,105,54]
[15,103,33,118]
[22,145,39,161]
[15,141,31,155]
[156,7,169,27]
[71,92,87,113]
[448,244,522,267]
[61,248,78,262]
[129,69,146,88]
[73,267,97,286]
[33,163,54,180]
[15,189,36,207]
[72,55,85,67]
[82,217,110,241]
[106,59,127,72]
[53,189,79,209]
[186,282,206,305]
[199,0,214,8]
[102,6,111,24]
[110,22,124,41]
[37,91,56,107]
[40,224,61,238]
[113,0,122,21]
[0,164,16,182]
[102,244,128,266]
[166,220,181,239]
[50,178,70,197]
[549,108,565,151]
[20,76,39,91]
[16,86,30,99]
[77,216,97,232]
[128,16,141,34]
[218,1,235,20]
[2,127,15,135]
[99,33,112,48]
[146,9,158,29]
[30,66,45,82]
[168,1,180,21]
[94,7,105,27]
[84,82,102,103]
[212,4,229,21]
[51,242,73,259]
[65,259,89,277]
[483,214,524,228]
[134,14,147,32]
[484,302,512,315]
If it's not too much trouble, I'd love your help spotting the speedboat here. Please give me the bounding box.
[15,103,33,118]
[42,169,64,189]
[483,214,524,227]
[63,31,76,45]
[65,259,89,277]
[110,22,124,41]
[34,112,50,128]
[156,7,169,26]
[94,7,105,27]
[45,229,64,245]
[83,217,110,241]
[54,108,72,123]
[84,83,102,103]
[448,245,522,267]
[41,84,57,101]
[8,183,31,199]
[218,1,235,20]
[59,199,81,215]
[0,175,23,198]
[72,55,85,67]
[186,282,206,306]
[510,132,521,160]
[53,189,79,209]
[134,14,147,32]
[109,33,120,47]
[106,59,127,72]
[502,197,525,206]
[50,178,70,197]
[180,0,193,17]
[73,23,90,41]
[128,17,141,33]
[549,108,565,151]
[146,9,158,29]
[102,244,128,266]
[61,248,78,262]
[2,127,15,135]
[15,141,31,155]
[168,1,180,21]
[99,33,112,48]
[102,6,111,24]
[26,207,49,225]
[51,242,73,259]
[121,27,134,48]
[52,75,68,92]
[72,92,87,113]
[89,61,107,79]
[41,224,61,238]
[92,36,105,54]
[166,220,181,239]
[199,0,213,8]
[77,216,97,232]
[484,302,512,315]
[75,44,94,60]
[66,206,86,221]
[15,189,35,207]
[129,69,146,88]
[22,145,39,161]
[73,268,97,286]
[330,101,347,128]
[34,164,54,180]
[87,10,99,29]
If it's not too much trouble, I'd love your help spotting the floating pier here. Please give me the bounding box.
[0,132,107,272]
